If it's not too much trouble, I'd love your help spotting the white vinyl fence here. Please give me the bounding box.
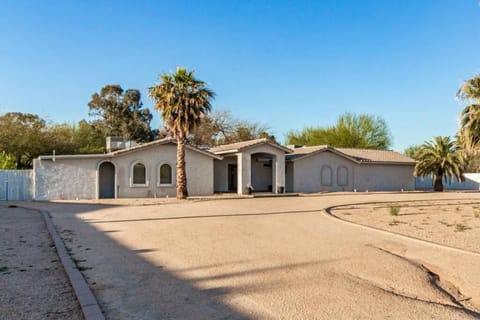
[415,173,480,191]
[0,170,33,201]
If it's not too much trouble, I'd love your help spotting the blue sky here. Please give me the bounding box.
[0,0,479,151]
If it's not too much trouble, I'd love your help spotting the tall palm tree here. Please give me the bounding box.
[149,67,215,199]
[457,76,480,154]
[414,136,465,192]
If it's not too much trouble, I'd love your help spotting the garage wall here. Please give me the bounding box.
[292,151,354,193]
[291,150,415,193]
[353,164,414,191]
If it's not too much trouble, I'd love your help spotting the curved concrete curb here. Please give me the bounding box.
[40,209,105,320]
[324,202,480,257]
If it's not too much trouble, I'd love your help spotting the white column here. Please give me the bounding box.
[237,152,251,195]
[272,157,277,193]
[275,153,285,193]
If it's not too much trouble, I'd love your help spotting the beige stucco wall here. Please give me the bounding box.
[352,163,414,191]
[285,162,294,192]
[34,157,100,200]
[292,151,355,192]
[290,151,414,193]
[34,143,216,200]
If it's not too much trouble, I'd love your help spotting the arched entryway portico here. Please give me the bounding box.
[235,144,287,195]
[210,138,289,195]
[250,152,275,192]
[98,161,116,198]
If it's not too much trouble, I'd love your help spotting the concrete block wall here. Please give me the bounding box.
[34,158,99,200]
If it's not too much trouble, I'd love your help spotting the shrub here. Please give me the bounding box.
[389,205,400,216]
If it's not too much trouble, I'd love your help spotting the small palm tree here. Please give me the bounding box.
[457,76,480,153]
[414,136,465,192]
[149,67,215,199]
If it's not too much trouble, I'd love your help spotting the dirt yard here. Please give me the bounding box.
[0,205,83,320]
[330,198,480,253]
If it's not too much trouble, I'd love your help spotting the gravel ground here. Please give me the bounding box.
[25,192,480,319]
[331,199,480,253]
[0,205,83,320]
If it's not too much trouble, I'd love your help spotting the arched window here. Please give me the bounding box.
[337,166,348,186]
[132,162,146,185]
[159,163,173,185]
[321,165,332,186]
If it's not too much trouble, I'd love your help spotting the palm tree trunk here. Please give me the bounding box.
[176,137,188,199]
[433,175,443,192]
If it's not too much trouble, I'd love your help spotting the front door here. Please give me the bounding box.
[227,164,237,192]
[99,162,115,198]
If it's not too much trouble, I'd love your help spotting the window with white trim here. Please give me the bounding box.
[132,162,146,185]
[159,163,173,185]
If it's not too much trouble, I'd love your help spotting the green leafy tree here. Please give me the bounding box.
[149,67,215,199]
[46,123,78,155]
[0,113,48,168]
[414,136,465,192]
[47,121,106,155]
[0,112,107,168]
[0,152,17,169]
[286,113,392,149]
[73,120,106,154]
[88,84,155,142]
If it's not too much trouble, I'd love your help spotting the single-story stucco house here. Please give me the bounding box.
[33,137,415,200]
[34,138,221,200]
[285,145,415,192]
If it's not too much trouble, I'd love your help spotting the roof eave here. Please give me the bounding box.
[38,154,109,160]
[239,141,292,154]
[184,145,223,160]
[287,148,415,165]
[111,138,222,160]
[358,161,416,166]
[211,149,240,155]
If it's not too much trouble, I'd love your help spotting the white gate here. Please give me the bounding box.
[0,170,33,201]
